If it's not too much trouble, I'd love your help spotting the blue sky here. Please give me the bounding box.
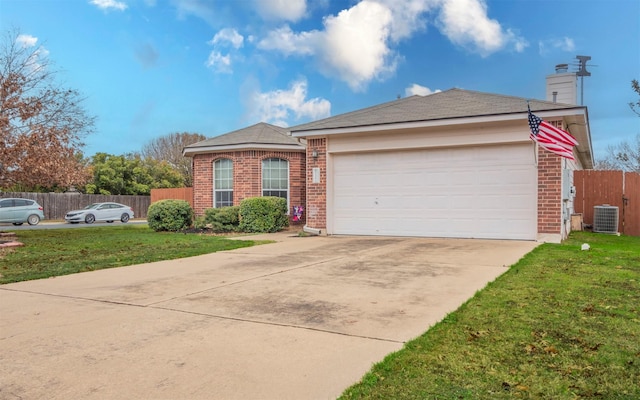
[2,0,639,161]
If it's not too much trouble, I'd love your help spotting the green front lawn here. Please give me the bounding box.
[0,225,263,284]
[341,232,640,399]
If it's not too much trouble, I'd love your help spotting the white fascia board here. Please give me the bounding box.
[291,108,587,138]
[536,107,587,119]
[183,143,305,156]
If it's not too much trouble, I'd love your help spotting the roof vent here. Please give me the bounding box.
[555,64,569,73]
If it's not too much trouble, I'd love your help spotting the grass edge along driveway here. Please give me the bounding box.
[340,231,640,400]
[0,225,267,284]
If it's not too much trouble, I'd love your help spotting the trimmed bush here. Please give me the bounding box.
[239,196,289,233]
[147,199,194,232]
[196,206,241,233]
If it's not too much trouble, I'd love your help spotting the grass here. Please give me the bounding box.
[0,224,264,284]
[340,232,640,399]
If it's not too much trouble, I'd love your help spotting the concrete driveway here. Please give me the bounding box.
[0,233,537,400]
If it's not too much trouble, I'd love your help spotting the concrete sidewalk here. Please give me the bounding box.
[0,233,538,400]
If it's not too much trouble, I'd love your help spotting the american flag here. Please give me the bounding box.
[533,135,576,160]
[528,105,578,160]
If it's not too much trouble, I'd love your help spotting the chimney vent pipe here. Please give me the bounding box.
[555,64,569,73]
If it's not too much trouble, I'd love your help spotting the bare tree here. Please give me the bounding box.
[594,133,640,173]
[630,79,640,117]
[141,132,205,186]
[0,28,94,190]
[595,80,640,172]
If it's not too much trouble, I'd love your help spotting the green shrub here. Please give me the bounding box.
[239,196,289,233]
[193,215,207,230]
[196,206,241,232]
[147,199,194,232]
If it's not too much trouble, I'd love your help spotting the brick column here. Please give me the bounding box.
[537,145,563,235]
[306,138,327,231]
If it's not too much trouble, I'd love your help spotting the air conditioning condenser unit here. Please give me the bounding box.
[593,205,619,234]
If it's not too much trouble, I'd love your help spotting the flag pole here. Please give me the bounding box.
[527,100,538,167]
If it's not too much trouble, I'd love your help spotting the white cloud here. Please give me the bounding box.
[437,0,527,56]
[172,0,217,26]
[512,32,529,52]
[539,36,575,55]
[255,0,307,22]
[405,84,441,97]
[257,0,527,90]
[90,0,128,11]
[16,34,49,73]
[205,51,232,73]
[247,79,331,126]
[259,1,397,91]
[377,0,439,41]
[210,28,244,49]
[556,37,575,52]
[319,1,396,90]
[16,34,38,48]
[205,29,244,73]
[258,25,318,56]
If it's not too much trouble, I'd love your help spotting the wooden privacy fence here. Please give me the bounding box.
[574,170,640,236]
[0,192,150,221]
[150,187,193,207]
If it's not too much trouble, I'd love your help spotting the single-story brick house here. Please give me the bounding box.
[184,73,593,242]
[183,122,307,221]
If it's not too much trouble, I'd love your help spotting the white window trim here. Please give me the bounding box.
[261,157,290,212]
[213,158,233,208]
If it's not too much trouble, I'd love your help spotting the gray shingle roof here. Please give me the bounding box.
[290,88,582,132]
[185,122,304,150]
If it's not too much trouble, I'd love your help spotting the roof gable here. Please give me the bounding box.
[184,122,305,156]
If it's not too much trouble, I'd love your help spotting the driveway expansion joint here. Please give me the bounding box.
[149,304,406,344]
[0,287,149,308]
[0,287,404,344]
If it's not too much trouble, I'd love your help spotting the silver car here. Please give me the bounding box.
[65,202,134,224]
[0,198,45,226]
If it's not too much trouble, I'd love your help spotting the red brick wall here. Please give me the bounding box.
[191,150,306,224]
[305,138,327,231]
[537,121,564,235]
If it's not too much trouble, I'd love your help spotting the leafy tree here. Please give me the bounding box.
[141,132,206,187]
[594,133,640,173]
[85,153,184,195]
[144,158,186,189]
[0,28,94,190]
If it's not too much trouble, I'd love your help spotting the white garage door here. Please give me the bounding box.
[331,144,537,240]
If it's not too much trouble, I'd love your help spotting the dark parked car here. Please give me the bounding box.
[0,198,45,225]
[65,202,134,224]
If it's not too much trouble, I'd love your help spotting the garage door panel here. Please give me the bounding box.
[331,144,536,240]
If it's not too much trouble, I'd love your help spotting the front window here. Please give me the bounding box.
[262,158,289,203]
[214,158,233,208]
